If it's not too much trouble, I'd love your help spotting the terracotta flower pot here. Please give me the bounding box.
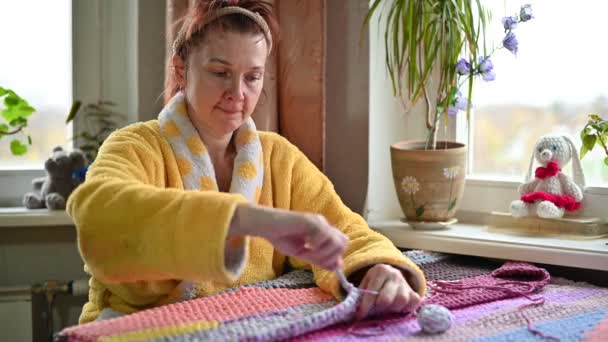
[391,141,467,222]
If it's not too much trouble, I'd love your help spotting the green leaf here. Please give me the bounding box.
[362,0,383,31]
[10,139,27,156]
[86,112,112,119]
[4,94,19,106]
[66,101,82,123]
[589,114,602,122]
[79,144,99,152]
[363,0,490,148]
[98,118,118,128]
[2,104,34,122]
[448,199,457,212]
[0,87,7,96]
[582,126,592,140]
[591,124,603,132]
[82,132,95,140]
[580,144,589,160]
[27,135,32,145]
[415,205,425,218]
[0,124,7,133]
[9,117,27,127]
[605,157,608,166]
[448,86,458,105]
[583,134,597,151]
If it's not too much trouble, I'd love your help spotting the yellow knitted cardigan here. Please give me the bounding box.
[66,120,426,324]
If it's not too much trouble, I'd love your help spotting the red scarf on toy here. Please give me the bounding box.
[534,161,560,179]
[521,161,581,211]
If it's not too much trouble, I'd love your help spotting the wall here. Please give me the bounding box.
[325,0,369,214]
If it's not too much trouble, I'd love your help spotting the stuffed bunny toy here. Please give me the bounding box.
[23,146,87,210]
[510,135,585,219]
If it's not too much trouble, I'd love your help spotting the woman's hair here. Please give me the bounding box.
[164,0,279,102]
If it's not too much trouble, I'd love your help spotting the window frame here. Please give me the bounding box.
[459,177,608,220]
[456,99,608,220]
[0,1,77,206]
[0,0,165,207]
[365,0,608,224]
[453,0,608,219]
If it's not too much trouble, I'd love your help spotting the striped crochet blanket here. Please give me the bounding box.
[58,251,608,341]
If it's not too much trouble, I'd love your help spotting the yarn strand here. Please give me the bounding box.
[518,298,561,342]
[337,270,389,337]
[336,270,379,296]
[428,280,561,342]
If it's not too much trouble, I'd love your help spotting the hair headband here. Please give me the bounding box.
[172,6,273,56]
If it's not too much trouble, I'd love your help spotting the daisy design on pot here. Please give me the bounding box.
[402,176,426,218]
[443,166,461,212]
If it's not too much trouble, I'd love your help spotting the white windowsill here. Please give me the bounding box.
[370,219,608,271]
[0,207,73,228]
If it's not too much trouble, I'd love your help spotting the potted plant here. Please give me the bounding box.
[580,114,608,167]
[0,86,35,156]
[364,1,533,223]
[66,100,126,163]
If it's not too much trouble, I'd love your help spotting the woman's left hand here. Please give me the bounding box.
[355,264,421,320]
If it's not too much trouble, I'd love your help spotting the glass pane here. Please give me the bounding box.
[0,0,72,169]
[471,0,608,186]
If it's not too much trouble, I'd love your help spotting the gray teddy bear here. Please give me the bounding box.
[23,146,87,210]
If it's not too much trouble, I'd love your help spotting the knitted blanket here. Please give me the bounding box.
[58,251,608,341]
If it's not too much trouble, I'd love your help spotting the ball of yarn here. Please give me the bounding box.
[417,304,453,334]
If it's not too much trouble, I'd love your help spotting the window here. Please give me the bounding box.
[464,0,608,187]
[0,0,72,169]
[366,0,608,222]
[365,0,607,270]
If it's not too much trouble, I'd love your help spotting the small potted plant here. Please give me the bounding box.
[0,86,35,155]
[364,2,534,223]
[580,114,608,167]
[66,100,126,163]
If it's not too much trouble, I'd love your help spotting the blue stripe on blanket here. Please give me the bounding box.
[472,308,608,342]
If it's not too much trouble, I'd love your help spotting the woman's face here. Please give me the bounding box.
[179,30,267,138]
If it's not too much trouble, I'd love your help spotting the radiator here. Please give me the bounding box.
[0,280,88,342]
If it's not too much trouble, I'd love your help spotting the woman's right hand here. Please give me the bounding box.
[230,204,348,271]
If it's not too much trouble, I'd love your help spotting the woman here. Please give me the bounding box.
[67,0,426,324]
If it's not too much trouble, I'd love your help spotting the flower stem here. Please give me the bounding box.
[457,74,471,90]
[425,108,442,150]
[596,133,608,156]
[485,46,499,58]
[0,124,26,136]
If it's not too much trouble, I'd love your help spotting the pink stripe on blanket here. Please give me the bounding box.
[294,262,552,341]
[62,287,333,341]
[294,287,602,342]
